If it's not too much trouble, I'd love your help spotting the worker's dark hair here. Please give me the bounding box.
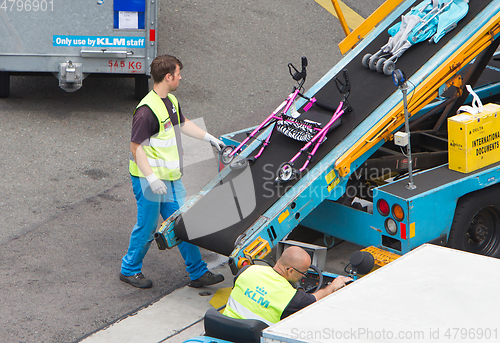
[150,55,183,83]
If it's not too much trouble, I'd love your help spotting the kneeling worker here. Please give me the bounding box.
[223,246,351,325]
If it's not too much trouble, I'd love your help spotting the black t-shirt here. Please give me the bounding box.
[234,265,316,320]
[280,288,316,320]
[131,95,186,171]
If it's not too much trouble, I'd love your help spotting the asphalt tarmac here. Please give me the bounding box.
[0,0,384,342]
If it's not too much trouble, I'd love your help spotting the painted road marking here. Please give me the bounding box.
[315,0,365,30]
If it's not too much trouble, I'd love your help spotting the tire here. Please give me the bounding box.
[376,58,387,73]
[0,71,10,98]
[369,56,379,71]
[276,162,295,182]
[383,61,396,76]
[448,187,500,258]
[220,145,236,165]
[135,74,149,100]
[361,54,372,68]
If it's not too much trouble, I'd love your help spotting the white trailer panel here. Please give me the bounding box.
[262,244,500,342]
[0,0,157,98]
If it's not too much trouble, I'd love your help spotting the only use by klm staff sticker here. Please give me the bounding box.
[53,35,145,48]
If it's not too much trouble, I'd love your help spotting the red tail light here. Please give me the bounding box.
[377,199,390,216]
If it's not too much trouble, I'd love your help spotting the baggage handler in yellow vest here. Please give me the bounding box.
[224,246,351,325]
[121,54,226,289]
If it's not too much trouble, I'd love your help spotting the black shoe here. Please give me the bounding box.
[120,272,153,289]
[188,271,224,288]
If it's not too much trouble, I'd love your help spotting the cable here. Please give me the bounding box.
[399,145,409,158]
[251,258,274,267]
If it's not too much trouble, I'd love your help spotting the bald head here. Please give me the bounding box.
[279,246,311,271]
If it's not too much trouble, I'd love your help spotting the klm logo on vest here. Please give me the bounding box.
[244,286,270,308]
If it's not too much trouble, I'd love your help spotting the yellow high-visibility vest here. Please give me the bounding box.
[223,265,297,325]
[129,90,182,181]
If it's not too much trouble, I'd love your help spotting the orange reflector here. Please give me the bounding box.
[392,204,405,221]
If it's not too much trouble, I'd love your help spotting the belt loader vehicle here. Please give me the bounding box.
[157,0,500,341]
[155,0,500,271]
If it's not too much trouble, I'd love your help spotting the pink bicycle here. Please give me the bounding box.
[220,57,351,183]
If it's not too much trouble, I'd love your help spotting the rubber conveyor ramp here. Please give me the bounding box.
[157,0,497,257]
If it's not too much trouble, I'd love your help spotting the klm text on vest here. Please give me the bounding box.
[245,286,270,308]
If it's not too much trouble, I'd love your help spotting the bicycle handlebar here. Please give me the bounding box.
[291,62,352,113]
[289,56,308,82]
[335,69,350,95]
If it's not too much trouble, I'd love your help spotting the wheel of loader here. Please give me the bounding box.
[448,186,500,258]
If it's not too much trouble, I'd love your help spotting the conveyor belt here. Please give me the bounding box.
[174,0,490,256]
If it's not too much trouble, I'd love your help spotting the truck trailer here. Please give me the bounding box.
[0,0,157,99]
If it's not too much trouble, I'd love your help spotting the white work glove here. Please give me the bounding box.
[146,173,168,194]
[204,133,225,152]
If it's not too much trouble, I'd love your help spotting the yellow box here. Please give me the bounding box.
[448,103,500,173]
